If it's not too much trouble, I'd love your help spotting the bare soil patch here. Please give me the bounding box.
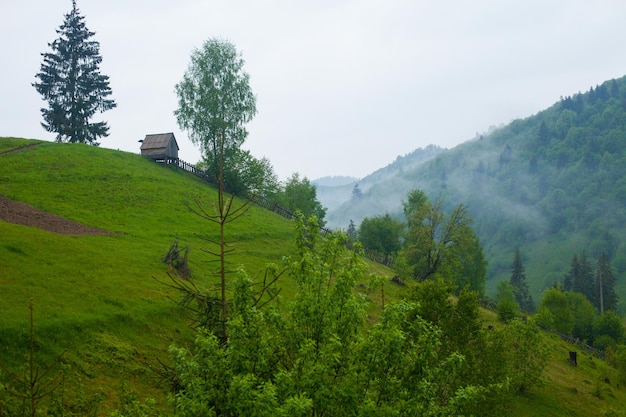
[0,195,114,236]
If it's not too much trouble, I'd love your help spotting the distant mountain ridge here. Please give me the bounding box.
[316,145,445,214]
[324,75,626,306]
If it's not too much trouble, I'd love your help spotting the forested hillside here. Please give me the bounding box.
[325,75,626,305]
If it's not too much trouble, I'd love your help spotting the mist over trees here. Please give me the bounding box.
[324,75,626,307]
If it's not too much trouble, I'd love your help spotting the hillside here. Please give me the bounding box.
[0,138,300,410]
[316,145,446,215]
[2,138,626,416]
[324,76,626,307]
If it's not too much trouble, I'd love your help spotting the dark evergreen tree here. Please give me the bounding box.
[33,0,116,145]
[577,251,595,305]
[565,251,595,305]
[351,183,363,200]
[595,253,618,313]
[346,219,357,241]
[563,254,579,292]
[509,247,535,313]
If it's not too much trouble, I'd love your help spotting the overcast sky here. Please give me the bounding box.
[2,1,626,180]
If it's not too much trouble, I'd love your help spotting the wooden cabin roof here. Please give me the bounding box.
[140,133,179,150]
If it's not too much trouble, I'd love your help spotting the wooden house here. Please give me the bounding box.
[140,132,179,162]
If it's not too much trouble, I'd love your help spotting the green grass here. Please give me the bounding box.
[0,138,298,410]
[510,332,626,417]
[1,137,625,415]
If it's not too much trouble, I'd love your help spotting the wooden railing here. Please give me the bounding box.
[157,157,336,236]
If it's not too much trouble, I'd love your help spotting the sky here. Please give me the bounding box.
[2,1,626,181]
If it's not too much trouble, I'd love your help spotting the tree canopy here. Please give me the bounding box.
[400,189,485,293]
[274,173,327,225]
[357,213,403,260]
[33,0,116,145]
[175,38,257,186]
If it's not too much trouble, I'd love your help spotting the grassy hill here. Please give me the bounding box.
[0,138,303,410]
[1,137,625,415]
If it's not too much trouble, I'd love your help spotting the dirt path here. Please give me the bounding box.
[0,195,114,236]
[0,142,41,156]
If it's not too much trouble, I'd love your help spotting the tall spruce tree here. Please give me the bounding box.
[577,251,595,304]
[33,0,116,145]
[509,247,535,313]
[565,251,595,305]
[563,254,579,292]
[595,253,618,313]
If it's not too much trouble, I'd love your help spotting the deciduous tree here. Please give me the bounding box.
[274,173,327,225]
[400,189,478,283]
[33,0,116,145]
[357,213,403,261]
[175,38,257,187]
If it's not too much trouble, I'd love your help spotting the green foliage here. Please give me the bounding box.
[446,233,488,295]
[495,281,519,323]
[537,287,574,334]
[274,173,327,225]
[499,318,550,393]
[0,139,294,412]
[218,149,278,196]
[400,189,484,293]
[167,215,510,416]
[593,311,625,348]
[357,213,403,259]
[32,1,116,144]
[0,300,66,417]
[323,76,626,307]
[175,38,257,190]
[567,291,596,342]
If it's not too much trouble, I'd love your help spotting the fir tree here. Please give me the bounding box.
[33,0,116,145]
[563,254,579,292]
[576,251,595,304]
[346,219,357,241]
[565,251,596,305]
[509,248,535,313]
[595,253,618,313]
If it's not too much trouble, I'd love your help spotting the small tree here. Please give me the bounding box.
[0,300,66,417]
[274,173,327,225]
[537,286,574,334]
[33,0,116,145]
[509,248,535,313]
[357,213,403,261]
[500,318,549,393]
[495,280,519,323]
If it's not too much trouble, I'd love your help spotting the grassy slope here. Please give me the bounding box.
[0,138,297,410]
[1,138,625,415]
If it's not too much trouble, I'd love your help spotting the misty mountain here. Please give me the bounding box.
[313,175,360,187]
[316,145,445,215]
[325,75,626,304]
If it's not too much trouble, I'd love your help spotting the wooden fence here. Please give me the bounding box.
[159,158,334,237]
